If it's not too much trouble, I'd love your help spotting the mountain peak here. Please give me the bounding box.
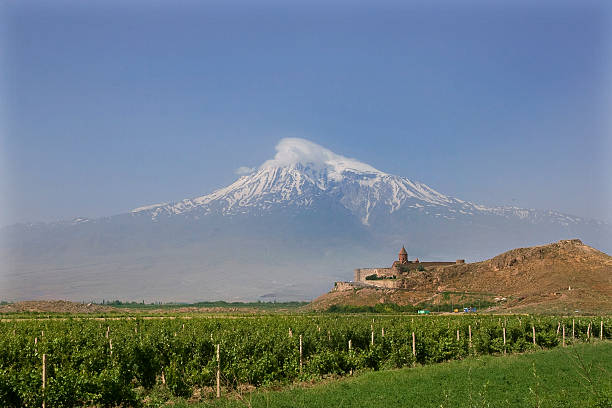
[128,138,470,221]
[127,138,594,232]
[260,138,385,180]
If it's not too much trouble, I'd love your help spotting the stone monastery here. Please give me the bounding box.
[338,246,465,290]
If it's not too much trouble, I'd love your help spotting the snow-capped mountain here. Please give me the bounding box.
[130,162,457,224]
[1,138,609,302]
[130,138,587,227]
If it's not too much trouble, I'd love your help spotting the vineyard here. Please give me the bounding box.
[0,314,609,407]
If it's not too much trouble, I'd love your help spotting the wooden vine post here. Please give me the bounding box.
[587,323,591,340]
[412,332,416,357]
[42,354,46,408]
[532,325,536,346]
[468,325,472,348]
[456,329,460,342]
[348,339,353,375]
[216,344,220,398]
[299,335,303,374]
[503,327,506,354]
[562,325,566,347]
[572,319,575,340]
[601,321,604,341]
[371,331,374,346]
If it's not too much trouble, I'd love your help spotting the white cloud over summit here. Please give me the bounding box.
[260,138,383,177]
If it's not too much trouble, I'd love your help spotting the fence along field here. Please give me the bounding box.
[0,315,609,407]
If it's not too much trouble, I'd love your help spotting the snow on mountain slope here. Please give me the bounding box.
[131,138,586,227]
[132,138,582,225]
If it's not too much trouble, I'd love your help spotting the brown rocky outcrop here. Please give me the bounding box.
[309,239,612,313]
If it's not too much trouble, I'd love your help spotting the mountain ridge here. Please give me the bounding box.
[9,138,603,230]
[125,138,596,229]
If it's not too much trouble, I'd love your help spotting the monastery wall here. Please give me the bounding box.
[354,268,395,282]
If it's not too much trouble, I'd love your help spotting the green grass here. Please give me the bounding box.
[188,342,611,408]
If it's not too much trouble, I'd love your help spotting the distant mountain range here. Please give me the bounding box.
[1,138,610,302]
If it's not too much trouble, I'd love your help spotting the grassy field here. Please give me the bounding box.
[187,342,612,408]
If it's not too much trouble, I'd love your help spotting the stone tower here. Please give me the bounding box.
[398,246,408,264]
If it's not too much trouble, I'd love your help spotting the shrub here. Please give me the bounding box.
[92,367,139,407]
[165,361,191,398]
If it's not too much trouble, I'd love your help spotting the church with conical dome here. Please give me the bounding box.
[392,246,409,267]
[351,246,465,288]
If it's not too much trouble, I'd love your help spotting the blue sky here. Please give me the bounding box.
[1,0,611,227]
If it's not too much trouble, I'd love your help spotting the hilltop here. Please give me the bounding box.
[309,239,612,314]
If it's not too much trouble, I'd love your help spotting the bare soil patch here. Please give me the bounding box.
[0,300,117,314]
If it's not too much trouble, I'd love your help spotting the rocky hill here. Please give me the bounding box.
[309,240,612,314]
